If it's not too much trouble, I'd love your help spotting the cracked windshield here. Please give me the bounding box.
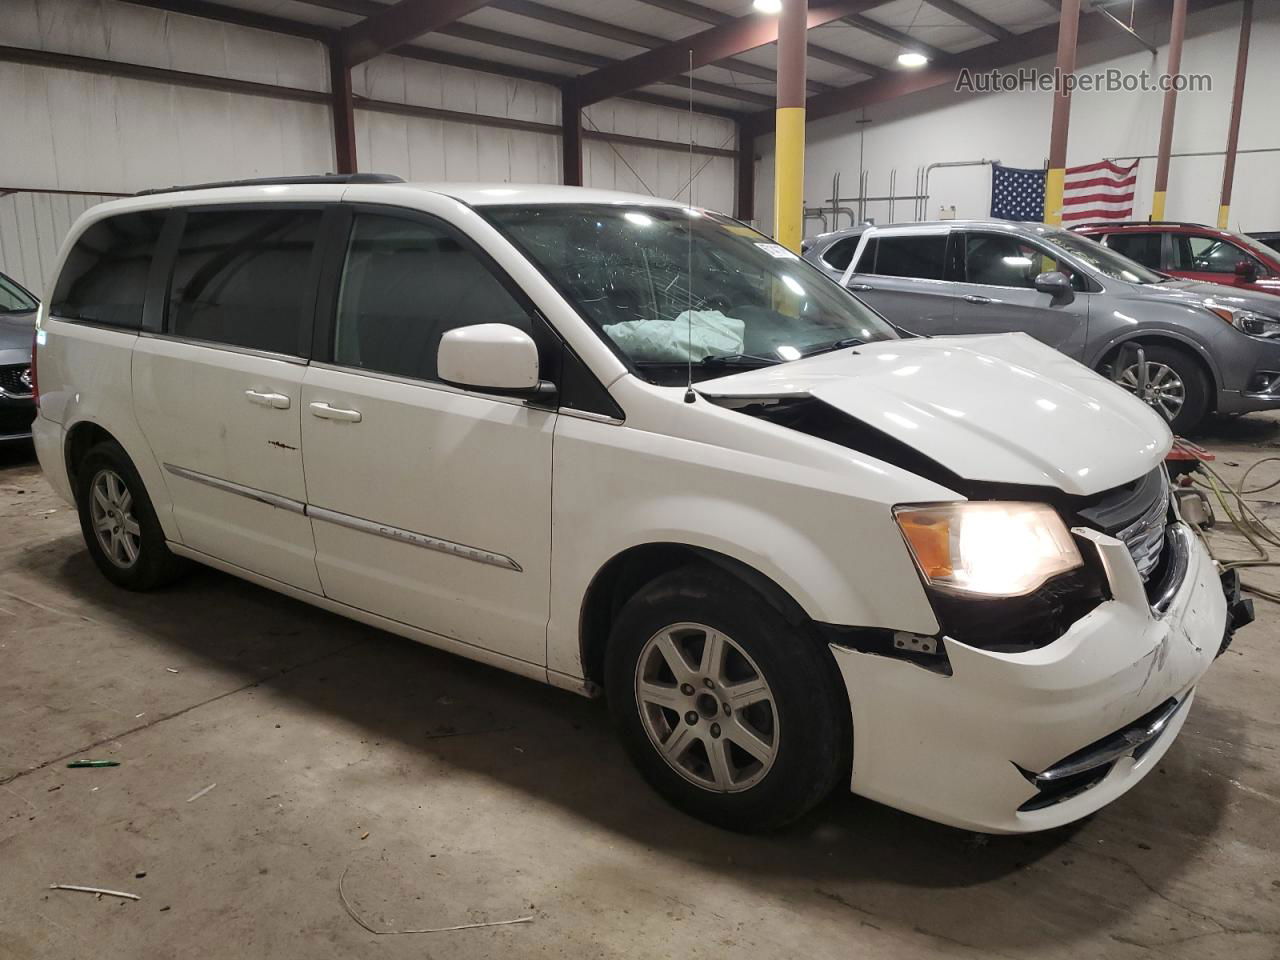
[485,205,898,385]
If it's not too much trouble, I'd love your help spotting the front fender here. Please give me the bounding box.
[1085,321,1223,389]
[546,415,942,679]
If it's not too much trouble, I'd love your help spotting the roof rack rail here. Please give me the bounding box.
[1073,220,1215,230]
[134,173,404,196]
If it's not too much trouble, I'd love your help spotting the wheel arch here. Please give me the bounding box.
[64,420,123,493]
[578,542,812,690]
[1089,330,1221,401]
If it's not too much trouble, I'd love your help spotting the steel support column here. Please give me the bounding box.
[1152,0,1189,220]
[328,42,357,174]
[773,0,807,252]
[562,87,583,187]
[737,127,755,223]
[1217,0,1252,229]
[1044,0,1080,225]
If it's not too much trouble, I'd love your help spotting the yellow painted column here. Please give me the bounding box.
[1152,0,1188,220]
[1044,167,1066,226]
[773,107,806,252]
[1217,204,1231,230]
[772,0,807,253]
[1152,191,1168,221]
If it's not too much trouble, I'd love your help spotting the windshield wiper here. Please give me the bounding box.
[699,353,782,368]
[802,337,865,357]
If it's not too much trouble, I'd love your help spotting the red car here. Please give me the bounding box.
[1074,221,1280,297]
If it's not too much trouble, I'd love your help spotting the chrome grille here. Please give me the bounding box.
[1114,471,1169,581]
[0,364,32,398]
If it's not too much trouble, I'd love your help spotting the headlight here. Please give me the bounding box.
[894,502,1083,598]
[1205,303,1280,339]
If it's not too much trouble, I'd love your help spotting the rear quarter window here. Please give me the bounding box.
[51,212,166,328]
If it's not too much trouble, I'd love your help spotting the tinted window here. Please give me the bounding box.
[168,209,320,355]
[51,212,164,327]
[0,273,37,313]
[852,237,877,272]
[963,233,1044,288]
[334,214,530,383]
[822,236,861,271]
[1106,232,1163,269]
[868,235,948,280]
[1173,235,1258,274]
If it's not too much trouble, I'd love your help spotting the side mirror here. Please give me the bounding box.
[1034,270,1075,305]
[437,323,555,397]
[1235,259,1259,281]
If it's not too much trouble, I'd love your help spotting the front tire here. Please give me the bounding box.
[604,566,847,832]
[1110,343,1210,435]
[75,440,187,590]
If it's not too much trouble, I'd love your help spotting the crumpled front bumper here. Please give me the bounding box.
[831,520,1230,834]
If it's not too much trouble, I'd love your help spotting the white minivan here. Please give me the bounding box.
[32,175,1249,833]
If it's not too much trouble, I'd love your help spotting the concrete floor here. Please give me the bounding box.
[1,421,1278,960]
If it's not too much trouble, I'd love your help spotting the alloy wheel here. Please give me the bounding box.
[634,622,779,793]
[1118,360,1186,422]
[90,468,141,569]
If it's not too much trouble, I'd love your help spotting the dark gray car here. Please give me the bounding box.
[0,270,38,442]
[804,219,1280,433]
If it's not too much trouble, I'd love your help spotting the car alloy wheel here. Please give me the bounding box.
[89,468,141,569]
[634,622,779,793]
[1117,360,1186,422]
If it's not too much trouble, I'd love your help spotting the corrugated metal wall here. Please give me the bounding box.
[1,0,738,292]
[0,191,120,296]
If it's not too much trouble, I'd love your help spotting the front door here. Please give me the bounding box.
[1171,233,1267,290]
[300,210,555,667]
[132,206,324,592]
[949,231,1091,359]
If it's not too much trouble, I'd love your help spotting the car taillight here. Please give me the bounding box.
[30,328,39,407]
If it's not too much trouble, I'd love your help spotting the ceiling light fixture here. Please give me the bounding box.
[753,0,782,13]
[897,51,929,68]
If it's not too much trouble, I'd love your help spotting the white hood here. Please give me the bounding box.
[698,333,1171,496]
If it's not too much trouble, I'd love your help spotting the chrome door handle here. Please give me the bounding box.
[963,295,993,304]
[848,283,874,292]
[309,401,362,423]
[245,389,291,409]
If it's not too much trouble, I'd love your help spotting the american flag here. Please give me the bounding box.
[1059,159,1139,222]
[990,160,1140,222]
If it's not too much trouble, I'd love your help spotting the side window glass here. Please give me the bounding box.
[0,274,37,312]
[334,214,531,383]
[1185,236,1256,274]
[168,209,321,354]
[822,236,860,271]
[51,212,165,328]
[851,237,877,273]
[1107,232,1162,269]
[963,233,1043,288]
[871,235,948,280]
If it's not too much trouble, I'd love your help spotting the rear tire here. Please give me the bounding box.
[75,440,187,590]
[604,565,847,832]
[1108,343,1210,435]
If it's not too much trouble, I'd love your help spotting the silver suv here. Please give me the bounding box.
[804,220,1280,433]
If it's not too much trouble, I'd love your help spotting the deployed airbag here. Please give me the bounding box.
[604,310,745,362]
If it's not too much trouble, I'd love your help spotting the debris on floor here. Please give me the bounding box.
[49,884,140,901]
[338,866,534,936]
[186,783,217,803]
[66,760,119,768]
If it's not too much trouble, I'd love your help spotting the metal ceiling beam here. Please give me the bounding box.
[631,0,884,78]
[340,0,492,66]
[439,22,775,106]
[491,0,835,94]
[118,0,335,40]
[573,0,889,108]
[837,13,948,62]
[740,0,1236,137]
[921,0,1015,41]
